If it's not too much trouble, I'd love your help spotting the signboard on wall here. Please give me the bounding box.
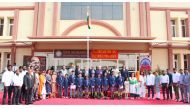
[91,50,118,59]
[54,50,87,58]
[23,56,46,71]
[139,55,151,72]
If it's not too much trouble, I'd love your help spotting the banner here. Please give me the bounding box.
[23,56,46,71]
[140,55,151,72]
[91,50,118,59]
[54,50,87,58]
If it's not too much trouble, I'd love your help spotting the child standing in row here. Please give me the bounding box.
[124,77,130,99]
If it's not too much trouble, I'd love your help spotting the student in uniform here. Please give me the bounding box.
[95,73,102,99]
[63,74,69,98]
[76,72,84,98]
[109,72,116,100]
[1,65,14,105]
[90,72,96,98]
[84,76,90,99]
[69,70,76,98]
[124,77,130,99]
[117,72,124,99]
[102,72,109,99]
[12,69,23,105]
[56,71,64,98]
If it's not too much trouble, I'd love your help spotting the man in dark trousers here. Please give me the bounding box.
[120,65,129,81]
[20,66,27,103]
[1,65,14,105]
[24,68,35,105]
[166,69,173,100]
[12,69,23,105]
[76,72,84,98]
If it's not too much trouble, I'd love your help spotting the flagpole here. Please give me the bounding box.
[87,6,90,71]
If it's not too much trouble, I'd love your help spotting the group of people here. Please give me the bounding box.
[1,63,190,105]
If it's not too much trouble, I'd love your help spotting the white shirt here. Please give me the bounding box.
[146,74,155,86]
[12,65,18,72]
[1,70,14,86]
[12,73,23,86]
[61,69,68,76]
[160,75,169,84]
[112,68,119,77]
[22,70,27,76]
[172,72,180,83]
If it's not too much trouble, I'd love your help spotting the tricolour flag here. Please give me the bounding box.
[86,10,91,29]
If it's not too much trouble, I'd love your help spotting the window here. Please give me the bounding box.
[8,18,14,36]
[60,2,123,20]
[181,20,187,37]
[171,20,177,37]
[0,18,4,36]
[6,53,11,66]
[184,54,188,69]
[173,54,179,70]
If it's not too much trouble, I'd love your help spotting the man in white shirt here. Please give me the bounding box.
[12,68,23,105]
[146,71,155,99]
[112,66,119,77]
[61,65,68,76]
[179,69,185,102]
[160,70,169,100]
[20,66,27,102]
[1,65,14,105]
[172,68,180,102]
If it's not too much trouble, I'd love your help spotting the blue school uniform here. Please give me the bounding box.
[69,74,76,98]
[84,79,90,91]
[109,76,116,99]
[76,77,84,98]
[102,76,109,91]
[109,76,116,92]
[117,76,124,90]
[56,74,64,98]
[69,74,76,85]
[63,77,69,97]
[96,77,102,92]
[90,77,96,94]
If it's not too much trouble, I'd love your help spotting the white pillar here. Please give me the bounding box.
[177,17,182,37]
[180,53,184,69]
[1,52,6,73]
[0,52,3,73]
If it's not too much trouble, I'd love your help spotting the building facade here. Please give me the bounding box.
[0,2,190,72]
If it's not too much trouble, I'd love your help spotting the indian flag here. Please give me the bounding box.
[86,11,91,29]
